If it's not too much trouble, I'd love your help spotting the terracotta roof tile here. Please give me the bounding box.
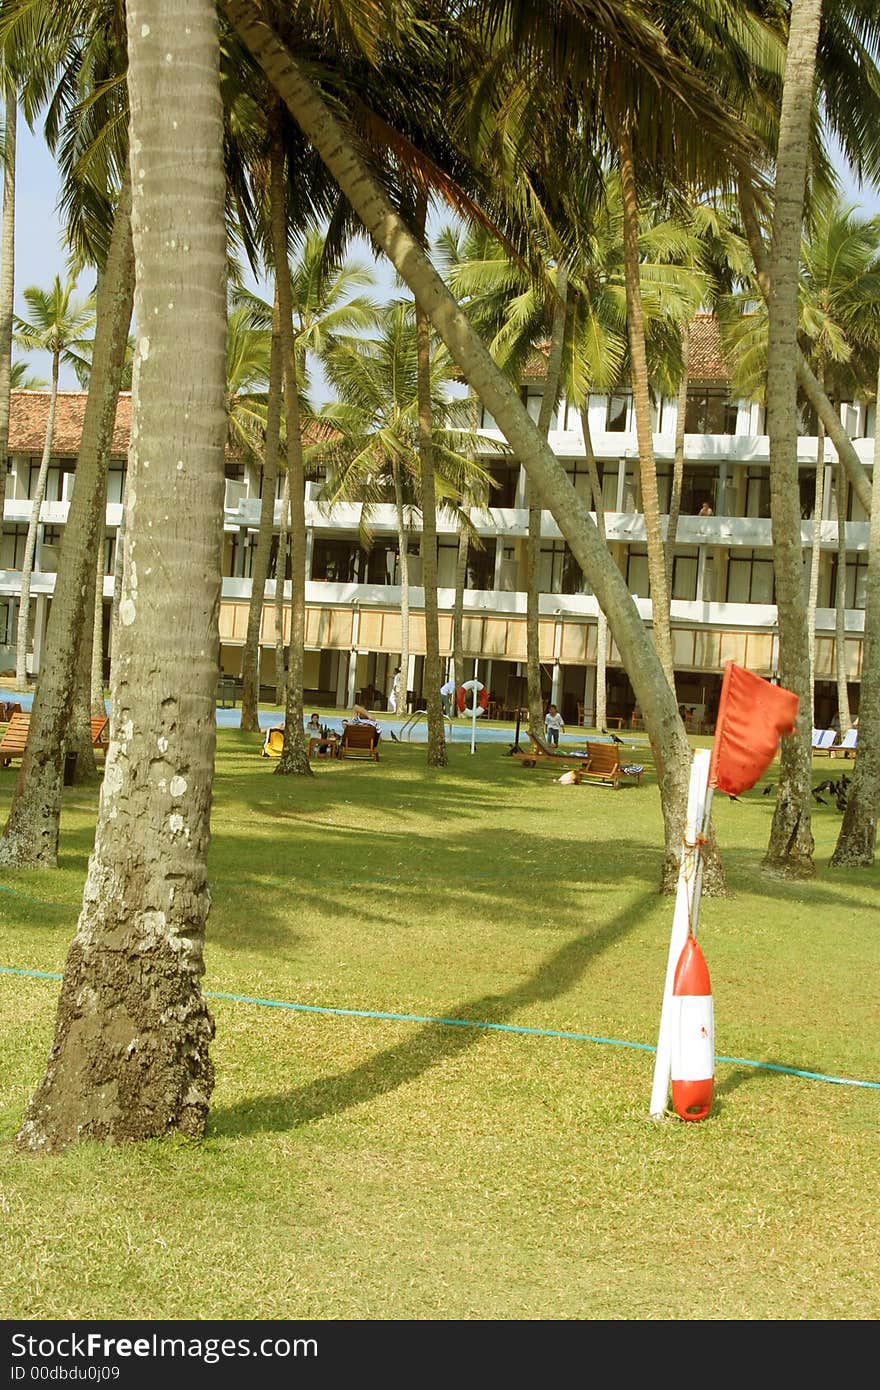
[8,390,333,459]
[9,390,132,457]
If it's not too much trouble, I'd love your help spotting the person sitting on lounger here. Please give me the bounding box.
[344,704,381,743]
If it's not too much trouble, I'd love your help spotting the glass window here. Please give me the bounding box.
[745,468,770,518]
[606,392,631,432]
[725,550,775,604]
[626,550,650,597]
[685,388,737,434]
[671,554,698,601]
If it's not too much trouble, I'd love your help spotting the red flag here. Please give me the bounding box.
[709,662,799,797]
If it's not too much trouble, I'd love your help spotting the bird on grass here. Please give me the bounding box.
[390,729,400,742]
[762,784,774,796]
[601,728,624,745]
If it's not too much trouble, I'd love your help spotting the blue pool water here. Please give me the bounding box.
[2,690,647,749]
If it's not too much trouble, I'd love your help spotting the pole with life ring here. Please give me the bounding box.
[456,664,488,754]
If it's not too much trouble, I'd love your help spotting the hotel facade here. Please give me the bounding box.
[1,318,873,730]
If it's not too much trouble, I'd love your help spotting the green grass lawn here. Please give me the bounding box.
[0,730,878,1320]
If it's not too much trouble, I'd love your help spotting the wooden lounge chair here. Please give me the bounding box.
[513,730,590,763]
[339,722,380,761]
[580,740,644,789]
[829,727,858,758]
[811,728,836,754]
[0,710,30,766]
[1,711,110,768]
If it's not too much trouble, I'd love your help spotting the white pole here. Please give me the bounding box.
[649,747,712,1119]
[470,658,479,755]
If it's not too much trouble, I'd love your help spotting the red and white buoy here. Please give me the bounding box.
[670,935,714,1122]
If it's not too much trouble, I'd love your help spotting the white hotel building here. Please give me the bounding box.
[0,317,873,730]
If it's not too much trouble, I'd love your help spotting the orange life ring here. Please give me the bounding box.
[457,680,488,717]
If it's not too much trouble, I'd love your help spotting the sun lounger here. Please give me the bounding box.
[0,711,109,767]
[829,727,858,758]
[338,722,380,761]
[811,728,836,753]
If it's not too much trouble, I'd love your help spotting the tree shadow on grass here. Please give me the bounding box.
[209,888,656,1138]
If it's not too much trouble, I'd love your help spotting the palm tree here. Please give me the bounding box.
[16,0,227,1153]
[321,299,493,720]
[10,359,46,388]
[221,1,714,888]
[231,233,376,731]
[11,273,95,690]
[0,79,16,541]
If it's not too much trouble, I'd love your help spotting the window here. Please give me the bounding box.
[485,462,518,507]
[799,467,822,520]
[465,543,495,591]
[626,549,651,598]
[685,388,737,435]
[726,551,775,604]
[311,539,362,583]
[107,465,127,506]
[520,386,558,431]
[539,542,590,595]
[563,461,601,506]
[671,552,698,601]
[745,467,770,518]
[606,391,631,432]
[830,554,869,609]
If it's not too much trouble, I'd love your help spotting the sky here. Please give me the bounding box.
[6,118,880,392]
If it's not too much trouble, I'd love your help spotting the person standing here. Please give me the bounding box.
[440,676,457,717]
[544,704,565,747]
[388,666,402,713]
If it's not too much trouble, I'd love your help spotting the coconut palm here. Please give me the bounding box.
[11,273,95,690]
[16,0,227,1154]
[230,232,377,732]
[320,298,494,719]
[10,359,46,388]
[0,80,16,539]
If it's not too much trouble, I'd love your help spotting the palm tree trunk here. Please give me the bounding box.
[830,360,880,865]
[414,207,447,765]
[763,0,822,876]
[806,403,825,720]
[225,2,691,887]
[581,408,608,731]
[664,325,689,597]
[16,0,225,1152]
[392,458,411,721]
[240,282,282,731]
[68,572,99,783]
[527,267,568,738]
[0,83,16,533]
[0,177,134,868]
[91,529,107,718]
[269,101,310,776]
[617,123,674,690]
[834,462,853,733]
[15,351,59,690]
[274,466,290,705]
[738,174,873,515]
[453,523,467,698]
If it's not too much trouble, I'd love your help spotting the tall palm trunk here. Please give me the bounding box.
[830,358,880,866]
[739,175,873,516]
[269,102,310,776]
[664,325,690,597]
[581,408,608,731]
[453,523,468,697]
[415,205,446,765]
[527,268,568,739]
[806,404,825,720]
[763,0,822,876]
[91,531,107,718]
[240,283,282,731]
[16,0,226,1152]
[68,570,98,783]
[392,457,411,719]
[834,462,853,732]
[15,351,59,689]
[274,466,290,704]
[0,178,134,868]
[618,123,674,690]
[0,84,15,533]
[226,2,691,887]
